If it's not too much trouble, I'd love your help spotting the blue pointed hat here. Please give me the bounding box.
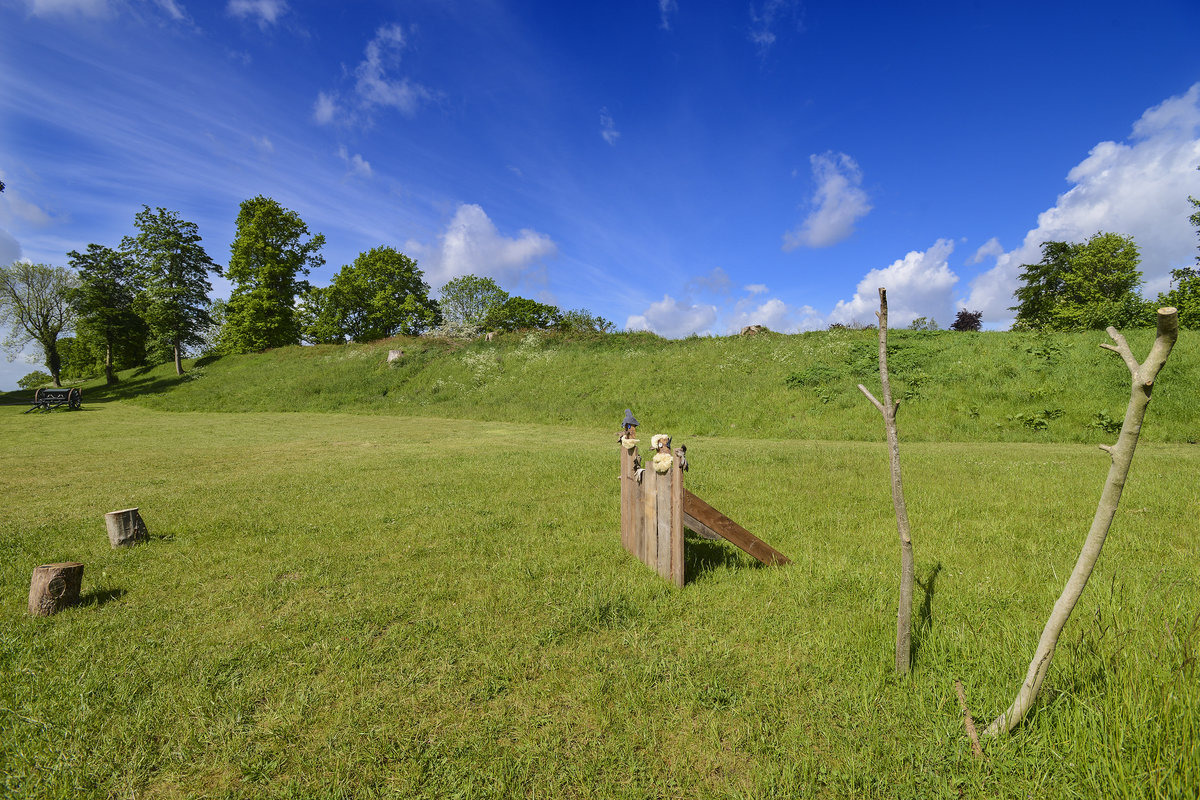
[622,408,639,428]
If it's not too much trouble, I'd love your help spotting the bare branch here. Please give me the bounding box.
[1101,327,1139,375]
[858,383,885,414]
[955,680,985,760]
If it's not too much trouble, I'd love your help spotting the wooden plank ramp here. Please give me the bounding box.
[683,490,790,566]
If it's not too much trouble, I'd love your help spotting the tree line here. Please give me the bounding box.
[1,196,611,388]
[3,184,1199,389]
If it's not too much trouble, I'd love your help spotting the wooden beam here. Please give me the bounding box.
[683,490,790,566]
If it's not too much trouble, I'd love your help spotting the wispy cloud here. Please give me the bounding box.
[315,23,434,127]
[227,0,287,28]
[251,135,274,155]
[24,0,112,17]
[749,0,801,57]
[600,107,620,146]
[335,145,372,178]
[404,203,557,288]
[658,0,677,31]
[961,83,1200,325]
[783,151,872,249]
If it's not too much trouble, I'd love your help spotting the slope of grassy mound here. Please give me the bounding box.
[8,327,1197,443]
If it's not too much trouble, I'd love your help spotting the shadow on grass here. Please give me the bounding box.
[912,561,943,662]
[82,373,189,403]
[78,588,127,608]
[684,532,762,584]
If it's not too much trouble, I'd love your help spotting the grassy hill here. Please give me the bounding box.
[9,326,1197,443]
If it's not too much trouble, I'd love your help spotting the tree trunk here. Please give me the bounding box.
[985,308,1179,736]
[857,287,915,675]
[28,562,84,616]
[173,337,183,375]
[104,336,115,385]
[47,341,62,387]
[105,508,149,547]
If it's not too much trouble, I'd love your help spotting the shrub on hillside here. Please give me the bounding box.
[18,370,53,390]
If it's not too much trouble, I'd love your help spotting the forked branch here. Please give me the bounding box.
[985,307,1179,736]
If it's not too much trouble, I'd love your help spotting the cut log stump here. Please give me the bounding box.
[106,508,148,547]
[28,562,84,616]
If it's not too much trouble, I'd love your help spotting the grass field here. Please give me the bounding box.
[2,401,1197,798]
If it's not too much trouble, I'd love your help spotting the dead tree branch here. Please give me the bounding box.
[857,287,915,676]
[985,307,1179,736]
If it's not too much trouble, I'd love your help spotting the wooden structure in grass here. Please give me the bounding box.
[618,410,789,587]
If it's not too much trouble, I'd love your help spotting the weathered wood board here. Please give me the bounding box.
[619,429,788,585]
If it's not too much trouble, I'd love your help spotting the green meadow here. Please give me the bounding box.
[2,329,1198,798]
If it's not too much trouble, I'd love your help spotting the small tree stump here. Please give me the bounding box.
[105,508,148,547]
[28,562,84,616]
[387,349,404,363]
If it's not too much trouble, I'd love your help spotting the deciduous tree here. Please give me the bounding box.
[1011,233,1149,330]
[221,196,325,353]
[67,243,145,384]
[483,296,562,332]
[950,309,983,331]
[0,262,77,386]
[318,247,440,343]
[439,274,509,328]
[122,206,219,375]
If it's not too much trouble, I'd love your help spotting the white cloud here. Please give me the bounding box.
[625,295,718,338]
[251,135,274,154]
[783,151,872,250]
[829,239,959,327]
[335,145,372,178]
[313,91,338,125]
[658,0,677,31]
[744,283,769,294]
[725,296,821,333]
[227,0,286,28]
[962,83,1200,325]
[966,237,1004,265]
[405,203,557,287]
[355,23,432,116]
[25,0,110,17]
[749,0,800,57]
[600,107,620,146]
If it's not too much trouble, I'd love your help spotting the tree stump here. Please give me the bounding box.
[387,349,404,363]
[105,508,148,547]
[28,562,84,616]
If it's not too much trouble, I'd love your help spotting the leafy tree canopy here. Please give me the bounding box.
[313,246,440,343]
[483,296,562,332]
[439,275,509,327]
[950,309,983,331]
[559,308,614,333]
[0,262,77,386]
[121,206,219,374]
[221,196,325,354]
[67,243,146,383]
[1011,232,1150,330]
[17,370,51,390]
[907,316,938,331]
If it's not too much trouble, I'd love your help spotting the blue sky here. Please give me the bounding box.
[2,0,1200,390]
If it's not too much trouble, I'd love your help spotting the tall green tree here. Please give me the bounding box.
[317,247,440,342]
[1011,232,1150,330]
[221,196,325,354]
[483,296,562,332]
[122,206,219,375]
[67,243,145,384]
[438,275,509,328]
[0,262,77,386]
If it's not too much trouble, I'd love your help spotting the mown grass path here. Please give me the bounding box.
[2,404,1197,798]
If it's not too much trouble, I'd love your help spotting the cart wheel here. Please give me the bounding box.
[69,389,82,410]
